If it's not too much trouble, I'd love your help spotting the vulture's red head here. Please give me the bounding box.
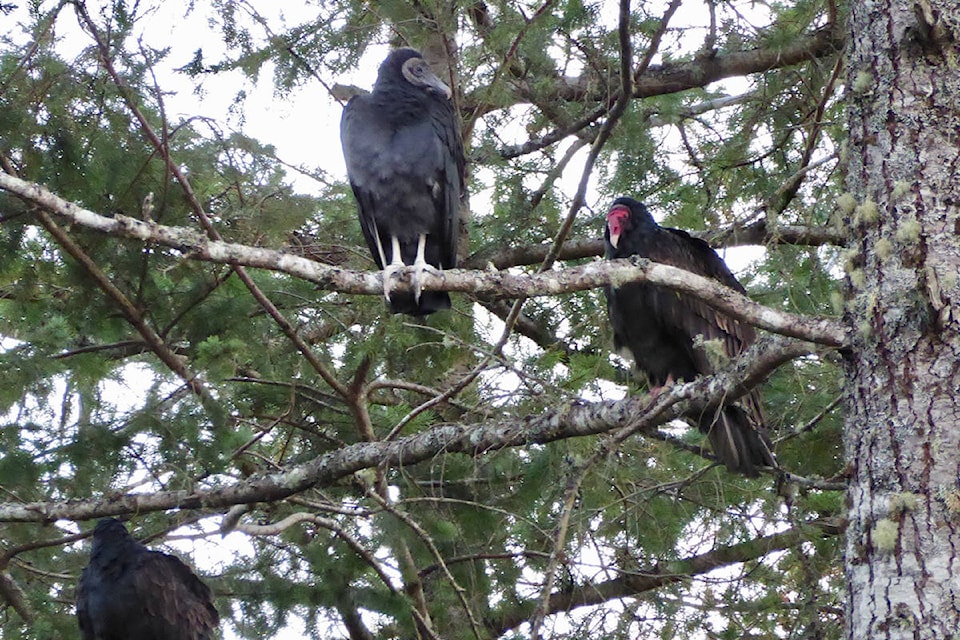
[605,204,632,249]
[605,196,655,251]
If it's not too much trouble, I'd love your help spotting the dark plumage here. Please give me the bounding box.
[340,47,465,315]
[76,518,219,640]
[603,196,775,476]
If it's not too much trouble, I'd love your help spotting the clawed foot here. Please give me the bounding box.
[382,262,403,302]
[648,374,676,399]
[412,260,440,304]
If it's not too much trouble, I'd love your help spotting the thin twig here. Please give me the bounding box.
[0,335,820,523]
[529,2,640,632]
[363,487,484,640]
[237,512,399,594]
[72,3,350,399]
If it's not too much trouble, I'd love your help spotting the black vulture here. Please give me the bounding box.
[76,518,219,640]
[340,47,465,316]
[603,196,776,476]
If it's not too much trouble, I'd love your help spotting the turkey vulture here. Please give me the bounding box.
[340,48,465,315]
[603,196,775,476]
[76,518,219,640]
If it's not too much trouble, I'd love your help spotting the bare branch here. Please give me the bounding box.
[0,334,819,523]
[511,24,844,107]
[464,221,845,271]
[488,517,845,637]
[0,571,33,623]
[475,298,580,355]
[0,173,848,347]
[495,92,761,159]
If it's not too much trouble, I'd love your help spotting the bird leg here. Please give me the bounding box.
[648,373,676,399]
[411,233,439,304]
[371,220,389,269]
[381,235,406,302]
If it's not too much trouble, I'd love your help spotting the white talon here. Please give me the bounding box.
[412,233,433,304]
[382,235,405,302]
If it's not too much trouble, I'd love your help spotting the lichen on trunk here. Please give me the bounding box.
[842,1,960,638]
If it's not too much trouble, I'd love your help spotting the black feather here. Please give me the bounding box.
[340,48,465,316]
[76,518,219,640]
[603,196,775,476]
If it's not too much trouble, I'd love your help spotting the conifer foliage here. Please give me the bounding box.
[0,1,854,638]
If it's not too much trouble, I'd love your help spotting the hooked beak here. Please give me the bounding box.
[424,71,452,99]
[606,205,629,249]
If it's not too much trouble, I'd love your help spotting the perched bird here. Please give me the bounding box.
[76,518,219,640]
[340,48,465,315]
[603,196,775,476]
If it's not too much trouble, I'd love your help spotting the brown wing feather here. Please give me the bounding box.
[604,199,775,475]
[134,551,219,640]
[648,226,773,475]
[644,227,755,369]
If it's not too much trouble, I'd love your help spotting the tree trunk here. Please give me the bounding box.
[843,1,960,638]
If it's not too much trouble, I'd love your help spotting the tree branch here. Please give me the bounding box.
[487,22,843,162]
[512,24,844,108]
[530,1,645,632]
[0,335,818,523]
[72,2,350,400]
[0,173,849,347]
[475,298,580,355]
[487,517,845,637]
[0,571,33,623]
[475,23,843,159]
[31,209,215,404]
[463,221,844,271]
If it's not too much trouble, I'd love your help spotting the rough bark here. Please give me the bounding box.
[843,1,960,638]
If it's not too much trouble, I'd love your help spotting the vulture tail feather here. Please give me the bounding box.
[699,405,776,477]
[388,290,451,316]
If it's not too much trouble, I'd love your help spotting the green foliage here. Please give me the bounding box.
[0,1,846,639]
